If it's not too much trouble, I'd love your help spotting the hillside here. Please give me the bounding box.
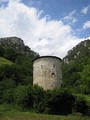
[0,37,90,116]
[62,39,90,94]
[63,39,90,63]
[0,57,13,65]
[0,36,40,86]
[0,37,39,60]
[0,37,40,104]
[0,37,90,95]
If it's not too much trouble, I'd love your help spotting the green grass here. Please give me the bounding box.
[0,57,13,65]
[0,104,90,120]
[0,111,90,120]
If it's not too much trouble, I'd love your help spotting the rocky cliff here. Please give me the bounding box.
[0,37,39,59]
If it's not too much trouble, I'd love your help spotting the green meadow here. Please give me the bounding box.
[0,103,90,120]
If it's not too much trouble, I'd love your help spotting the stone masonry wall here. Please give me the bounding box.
[33,56,62,90]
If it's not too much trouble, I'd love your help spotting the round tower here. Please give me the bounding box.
[33,56,63,90]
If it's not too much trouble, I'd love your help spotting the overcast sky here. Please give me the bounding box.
[0,0,90,58]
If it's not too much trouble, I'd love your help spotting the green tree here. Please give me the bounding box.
[0,64,22,86]
[79,64,90,94]
[62,61,81,87]
[14,85,33,110]
[31,85,45,113]
[3,89,15,104]
[0,46,5,57]
[15,55,33,85]
[73,96,88,114]
[3,47,18,62]
[44,89,75,115]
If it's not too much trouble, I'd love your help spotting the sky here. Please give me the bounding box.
[0,0,90,58]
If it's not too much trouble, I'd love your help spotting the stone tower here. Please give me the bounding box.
[33,56,63,90]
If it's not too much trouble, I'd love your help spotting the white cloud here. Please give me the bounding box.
[63,10,77,24]
[0,0,84,58]
[83,21,90,29]
[81,5,90,14]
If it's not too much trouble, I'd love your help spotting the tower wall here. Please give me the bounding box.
[33,56,62,90]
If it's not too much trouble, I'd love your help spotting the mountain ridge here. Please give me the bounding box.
[62,39,90,94]
[63,39,90,63]
[0,37,39,60]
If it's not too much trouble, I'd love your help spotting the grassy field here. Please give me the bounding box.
[0,111,90,120]
[0,104,90,120]
[0,57,13,65]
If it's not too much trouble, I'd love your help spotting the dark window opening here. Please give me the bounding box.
[51,72,55,77]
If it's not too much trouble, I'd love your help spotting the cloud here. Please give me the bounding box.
[81,5,90,14]
[63,10,77,24]
[0,0,84,58]
[83,21,90,29]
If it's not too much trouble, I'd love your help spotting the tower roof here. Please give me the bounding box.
[33,56,62,62]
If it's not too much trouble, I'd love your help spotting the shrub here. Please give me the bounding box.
[0,83,4,103]
[73,96,88,114]
[31,85,45,113]
[3,89,15,104]
[0,46,5,57]
[14,85,33,110]
[44,89,75,115]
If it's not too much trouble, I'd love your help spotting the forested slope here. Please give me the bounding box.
[62,39,90,94]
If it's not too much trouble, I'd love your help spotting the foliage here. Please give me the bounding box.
[62,39,90,94]
[0,37,38,87]
[14,85,33,110]
[0,84,90,115]
[31,85,45,113]
[15,55,33,85]
[0,37,39,60]
[79,64,90,94]
[0,83,4,104]
[0,37,90,116]
[3,47,18,62]
[0,64,21,85]
[62,61,81,87]
[73,96,88,114]
[0,57,13,65]
[43,89,75,115]
[3,89,15,104]
[0,46,5,57]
